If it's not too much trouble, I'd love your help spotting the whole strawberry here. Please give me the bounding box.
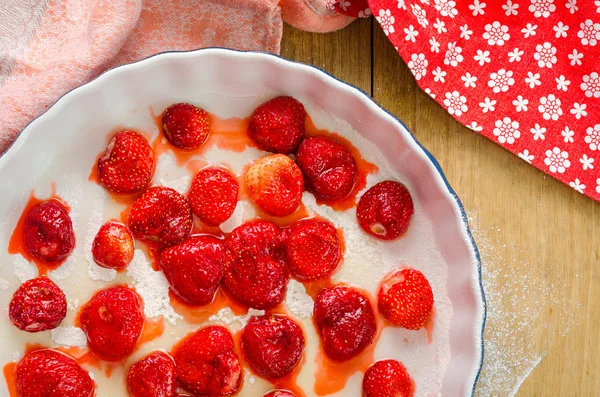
[264,391,297,397]
[378,268,434,330]
[314,286,376,361]
[174,325,242,396]
[245,154,304,216]
[284,218,341,281]
[92,221,134,270]
[127,351,177,397]
[162,103,210,150]
[242,315,305,379]
[97,130,155,194]
[188,168,239,226]
[129,186,193,247]
[23,200,75,263]
[79,286,144,361]
[16,349,94,397]
[9,277,67,332]
[159,235,225,306]
[357,181,414,240]
[362,359,414,397]
[248,96,306,154]
[296,136,358,202]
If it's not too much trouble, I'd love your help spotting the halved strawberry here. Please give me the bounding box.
[9,277,67,333]
[356,181,414,240]
[363,359,414,397]
[97,130,155,194]
[174,325,241,396]
[15,349,95,397]
[242,315,305,379]
[159,235,225,306]
[162,103,210,150]
[188,168,239,226]
[248,96,306,154]
[23,200,75,263]
[127,351,177,397]
[296,136,358,202]
[92,221,134,270]
[245,154,304,216]
[264,391,297,397]
[313,286,376,361]
[284,218,341,281]
[128,186,193,247]
[79,286,144,361]
[378,268,433,330]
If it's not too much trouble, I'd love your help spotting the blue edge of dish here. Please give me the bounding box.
[1,47,487,396]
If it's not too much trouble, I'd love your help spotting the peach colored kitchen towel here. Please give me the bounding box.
[0,0,353,154]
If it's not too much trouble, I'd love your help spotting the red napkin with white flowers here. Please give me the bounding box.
[334,0,600,202]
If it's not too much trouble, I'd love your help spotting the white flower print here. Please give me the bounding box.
[578,20,600,46]
[529,0,556,18]
[483,21,510,45]
[493,117,520,144]
[525,71,541,88]
[434,18,447,34]
[518,149,535,163]
[488,69,515,93]
[530,123,546,140]
[554,22,569,38]
[404,25,419,42]
[597,179,600,194]
[568,49,583,66]
[556,75,570,91]
[544,147,571,173]
[580,154,594,170]
[424,88,436,98]
[538,94,563,120]
[508,48,524,62]
[581,72,600,98]
[585,124,600,150]
[562,126,575,143]
[521,23,538,37]
[460,25,473,40]
[533,42,557,68]
[338,0,350,11]
[443,91,468,116]
[421,0,430,4]
[432,67,447,83]
[596,0,600,12]
[398,0,407,10]
[570,102,587,119]
[434,0,458,18]
[377,9,396,36]
[358,8,372,18]
[462,72,477,88]
[513,95,529,111]
[325,0,337,10]
[503,0,519,15]
[479,97,497,113]
[411,4,429,28]
[408,53,428,80]
[474,49,491,65]
[444,42,464,67]
[468,121,483,132]
[430,37,441,53]
[469,0,486,15]
[566,0,577,13]
[570,179,585,193]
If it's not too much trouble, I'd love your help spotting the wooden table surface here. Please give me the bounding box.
[281,19,600,396]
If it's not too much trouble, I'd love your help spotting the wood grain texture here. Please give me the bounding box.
[282,19,600,396]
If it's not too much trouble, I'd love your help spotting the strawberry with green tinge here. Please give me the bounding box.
[9,277,67,333]
[245,154,304,217]
[284,218,341,281]
[296,136,358,202]
[97,130,155,194]
[92,221,134,270]
[23,200,75,263]
[127,351,177,397]
[378,268,434,330]
[159,235,226,306]
[188,168,239,226]
[248,96,306,154]
[363,359,414,397]
[128,186,193,247]
[162,103,211,150]
[174,325,242,396]
[357,180,414,240]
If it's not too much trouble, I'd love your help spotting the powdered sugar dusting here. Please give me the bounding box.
[84,189,117,282]
[208,307,265,330]
[12,256,37,282]
[50,326,87,348]
[284,279,313,319]
[0,277,9,291]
